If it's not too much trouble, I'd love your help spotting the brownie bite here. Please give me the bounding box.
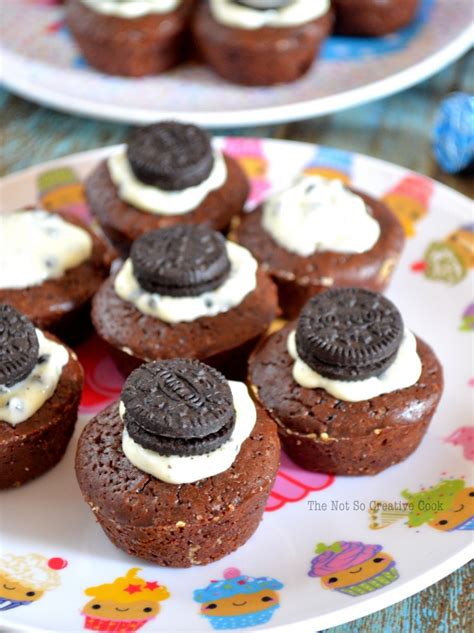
[92,224,278,379]
[0,305,83,489]
[192,0,334,86]
[332,0,420,37]
[76,359,280,567]
[66,0,195,77]
[0,208,111,342]
[249,288,443,476]
[86,121,249,257]
[234,174,405,319]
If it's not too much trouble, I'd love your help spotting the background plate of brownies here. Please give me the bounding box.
[0,126,472,632]
[0,0,471,125]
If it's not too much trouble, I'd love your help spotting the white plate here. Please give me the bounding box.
[0,0,472,126]
[0,139,473,633]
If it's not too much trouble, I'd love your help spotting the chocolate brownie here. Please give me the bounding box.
[86,155,249,258]
[234,190,405,319]
[66,0,195,77]
[0,210,112,343]
[92,268,278,380]
[249,322,443,475]
[192,1,334,86]
[75,392,280,567]
[333,0,419,36]
[0,332,83,489]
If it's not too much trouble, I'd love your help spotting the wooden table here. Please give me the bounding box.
[0,51,472,632]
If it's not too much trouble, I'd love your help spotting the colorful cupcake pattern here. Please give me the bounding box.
[382,174,433,237]
[37,166,90,221]
[445,427,474,461]
[82,568,169,632]
[0,554,67,611]
[412,224,474,285]
[194,567,284,630]
[308,542,399,597]
[266,451,335,512]
[303,146,353,184]
[370,479,474,532]
[222,138,271,207]
[76,334,124,415]
[460,303,474,331]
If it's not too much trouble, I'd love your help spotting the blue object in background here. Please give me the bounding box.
[433,93,474,174]
[322,0,434,61]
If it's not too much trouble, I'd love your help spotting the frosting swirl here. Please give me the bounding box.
[209,0,330,29]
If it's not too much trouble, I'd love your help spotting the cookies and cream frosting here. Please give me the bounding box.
[114,240,257,323]
[209,0,330,29]
[0,329,69,426]
[262,175,381,256]
[0,210,93,290]
[288,328,422,402]
[80,0,181,18]
[108,149,227,215]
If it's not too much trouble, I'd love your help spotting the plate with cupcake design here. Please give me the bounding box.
[0,135,473,633]
[0,0,472,126]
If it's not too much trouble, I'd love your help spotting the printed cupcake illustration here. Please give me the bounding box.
[460,303,474,331]
[412,224,474,285]
[382,174,433,236]
[308,542,399,597]
[303,147,353,184]
[266,451,335,512]
[194,567,284,630]
[82,568,169,631]
[37,166,90,221]
[223,138,271,207]
[0,554,67,611]
[445,427,474,461]
[76,334,124,415]
[370,479,474,532]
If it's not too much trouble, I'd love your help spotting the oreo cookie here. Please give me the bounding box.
[295,288,404,381]
[234,0,292,8]
[126,122,214,191]
[122,359,236,457]
[0,304,39,387]
[130,225,231,297]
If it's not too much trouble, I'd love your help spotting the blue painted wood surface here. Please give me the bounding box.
[0,50,472,633]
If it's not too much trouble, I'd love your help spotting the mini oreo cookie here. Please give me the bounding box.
[126,122,214,191]
[0,304,40,387]
[295,288,404,381]
[130,225,231,297]
[234,0,292,8]
[122,359,236,457]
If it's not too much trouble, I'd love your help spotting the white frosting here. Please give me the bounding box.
[288,328,422,402]
[121,380,257,484]
[209,0,329,29]
[80,0,181,18]
[114,240,257,323]
[0,210,93,290]
[262,175,381,257]
[108,150,227,215]
[0,330,69,426]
